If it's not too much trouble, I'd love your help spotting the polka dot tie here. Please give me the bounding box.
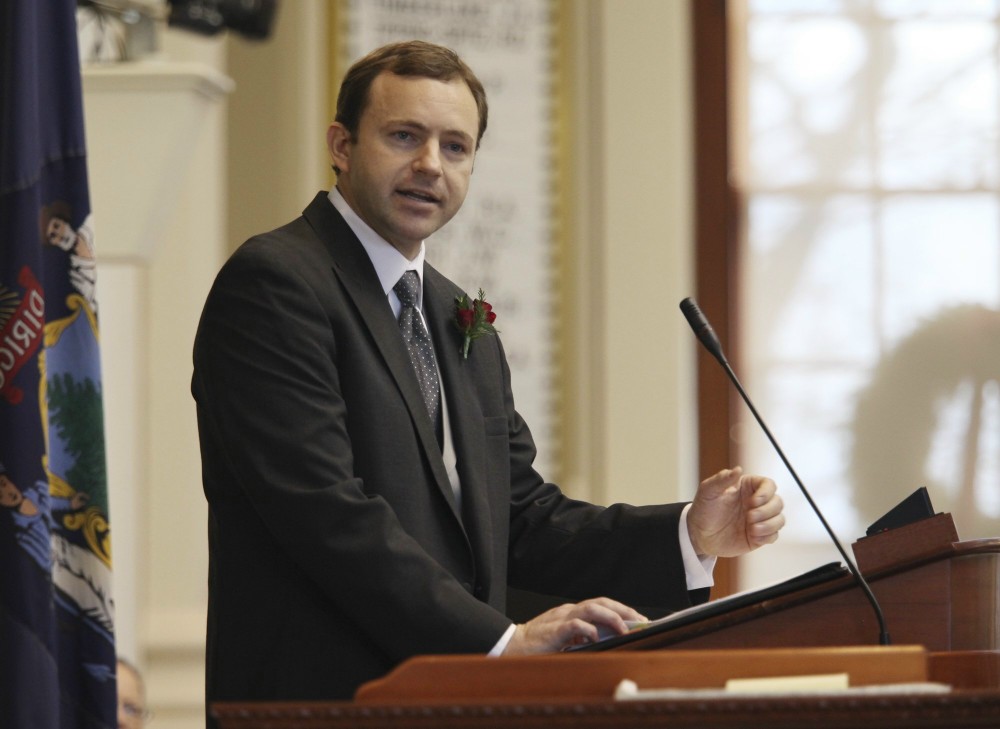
[393,271,442,438]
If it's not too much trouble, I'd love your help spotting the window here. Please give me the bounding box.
[734,0,1000,586]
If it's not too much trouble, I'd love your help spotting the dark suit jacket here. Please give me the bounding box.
[192,192,706,706]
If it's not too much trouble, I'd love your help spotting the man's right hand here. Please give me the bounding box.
[502,597,646,655]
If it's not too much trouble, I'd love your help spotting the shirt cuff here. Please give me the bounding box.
[679,502,716,590]
[488,623,517,656]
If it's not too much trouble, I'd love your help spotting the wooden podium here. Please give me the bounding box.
[586,514,1000,679]
[212,515,1000,728]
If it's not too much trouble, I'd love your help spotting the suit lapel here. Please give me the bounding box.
[424,269,495,592]
[301,194,461,521]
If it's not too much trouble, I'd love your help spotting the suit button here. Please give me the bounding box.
[461,581,473,592]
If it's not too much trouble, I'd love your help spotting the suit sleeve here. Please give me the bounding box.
[192,239,511,663]
[495,337,709,614]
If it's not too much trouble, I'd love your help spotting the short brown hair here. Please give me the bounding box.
[335,40,488,148]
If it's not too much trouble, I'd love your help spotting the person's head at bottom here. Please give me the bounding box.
[117,658,150,729]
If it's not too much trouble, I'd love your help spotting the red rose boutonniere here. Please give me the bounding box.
[454,289,498,359]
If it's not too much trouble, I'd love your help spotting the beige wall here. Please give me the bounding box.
[226,1,331,251]
[92,2,697,727]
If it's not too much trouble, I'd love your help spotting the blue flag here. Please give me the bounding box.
[0,2,116,728]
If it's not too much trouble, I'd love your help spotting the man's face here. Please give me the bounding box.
[327,72,480,260]
[0,475,22,509]
[46,218,74,250]
[117,662,147,729]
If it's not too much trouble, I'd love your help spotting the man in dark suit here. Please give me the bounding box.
[192,40,784,709]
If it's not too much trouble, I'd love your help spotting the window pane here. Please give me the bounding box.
[881,194,1000,342]
[746,195,876,361]
[881,22,997,188]
[749,16,872,187]
[876,0,1000,19]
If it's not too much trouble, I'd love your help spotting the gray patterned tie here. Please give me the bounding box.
[393,271,442,438]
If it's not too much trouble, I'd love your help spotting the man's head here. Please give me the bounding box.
[40,202,76,251]
[117,658,148,729]
[335,40,488,151]
[0,470,22,510]
[327,41,487,259]
[46,218,75,250]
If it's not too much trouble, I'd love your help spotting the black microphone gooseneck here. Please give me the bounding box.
[679,297,891,646]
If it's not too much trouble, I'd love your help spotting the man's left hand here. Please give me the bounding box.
[687,467,785,558]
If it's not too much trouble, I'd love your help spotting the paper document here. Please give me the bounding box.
[613,678,951,700]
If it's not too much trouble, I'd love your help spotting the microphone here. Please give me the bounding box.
[680,296,891,646]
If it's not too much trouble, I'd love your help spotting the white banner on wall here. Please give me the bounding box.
[343,0,558,478]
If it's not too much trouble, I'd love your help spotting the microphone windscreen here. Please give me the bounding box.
[679,297,725,363]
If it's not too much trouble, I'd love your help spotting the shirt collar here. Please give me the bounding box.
[328,187,427,304]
